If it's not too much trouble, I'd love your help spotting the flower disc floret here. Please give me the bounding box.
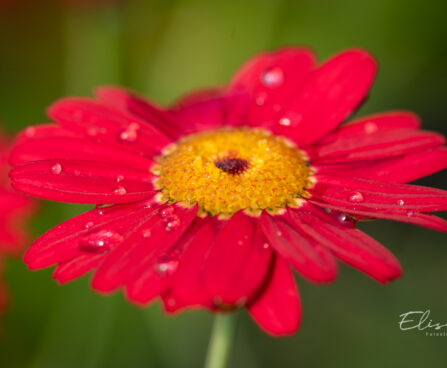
[154,128,312,217]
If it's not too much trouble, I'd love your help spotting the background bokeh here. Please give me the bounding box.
[1,0,446,367]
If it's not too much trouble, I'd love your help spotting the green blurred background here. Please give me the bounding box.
[1,0,446,367]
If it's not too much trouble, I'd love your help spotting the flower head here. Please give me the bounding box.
[10,48,447,336]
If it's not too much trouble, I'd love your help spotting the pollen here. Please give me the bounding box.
[153,128,313,218]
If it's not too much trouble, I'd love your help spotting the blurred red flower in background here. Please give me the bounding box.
[9,48,447,336]
[0,131,35,325]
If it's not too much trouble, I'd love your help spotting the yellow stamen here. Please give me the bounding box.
[153,128,312,218]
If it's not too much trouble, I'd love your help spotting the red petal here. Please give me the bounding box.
[311,123,444,163]
[274,49,377,146]
[260,212,337,282]
[229,47,316,128]
[24,199,160,270]
[289,206,402,283]
[0,190,35,255]
[311,174,447,213]
[248,256,301,336]
[10,135,154,170]
[10,159,156,204]
[170,91,249,134]
[162,219,216,313]
[313,203,447,233]
[173,87,224,109]
[317,147,447,184]
[53,253,104,284]
[13,124,80,147]
[91,204,197,293]
[202,212,272,305]
[318,111,422,144]
[95,86,182,139]
[125,218,204,305]
[48,98,172,156]
[124,265,170,306]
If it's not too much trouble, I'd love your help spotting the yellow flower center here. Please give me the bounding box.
[153,128,312,218]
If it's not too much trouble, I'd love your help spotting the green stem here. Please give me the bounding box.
[204,313,238,368]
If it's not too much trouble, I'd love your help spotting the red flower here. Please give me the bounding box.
[9,48,447,336]
[0,131,35,323]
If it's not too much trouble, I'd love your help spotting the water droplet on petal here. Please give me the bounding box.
[117,123,140,143]
[113,186,127,195]
[141,228,152,238]
[276,231,282,237]
[407,211,414,217]
[87,127,99,136]
[50,163,62,175]
[262,67,284,88]
[24,126,36,138]
[84,221,94,229]
[263,243,269,249]
[255,93,268,106]
[279,117,291,126]
[237,240,244,246]
[364,122,378,134]
[165,215,181,231]
[397,199,405,206]
[348,192,364,203]
[155,256,179,275]
[338,212,354,225]
[116,175,124,182]
[160,206,175,218]
[78,229,123,253]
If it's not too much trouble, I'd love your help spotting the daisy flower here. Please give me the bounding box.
[0,130,35,326]
[9,48,447,336]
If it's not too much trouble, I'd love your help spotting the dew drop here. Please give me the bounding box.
[364,121,378,134]
[263,243,269,249]
[276,231,282,237]
[165,215,181,231]
[113,186,127,195]
[160,206,175,218]
[141,228,152,238]
[155,257,179,275]
[97,209,104,216]
[262,67,284,88]
[407,211,414,218]
[87,127,99,136]
[279,117,291,126]
[237,240,244,246]
[255,93,267,106]
[397,199,405,206]
[348,192,364,203]
[50,163,62,175]
[84,221,94,229]
[116,175,124,182]
[117,123,140,143]
[24,126,36,138]
[78,229,123,253]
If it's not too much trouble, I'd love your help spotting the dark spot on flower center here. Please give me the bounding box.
[214,157,249,175]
